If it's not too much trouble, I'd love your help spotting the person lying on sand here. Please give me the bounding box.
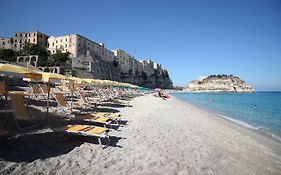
[158,91,167,100]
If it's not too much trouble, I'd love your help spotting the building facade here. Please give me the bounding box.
[48,34,115,63]
[13,31,49,51]
[1,30,173,88]
[0,37,13,49]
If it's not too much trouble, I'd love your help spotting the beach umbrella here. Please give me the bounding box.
[0,63,42,80]
[154,88,161,91]
[0,63,42,109]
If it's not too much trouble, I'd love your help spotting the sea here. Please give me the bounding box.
[172,92,281,142]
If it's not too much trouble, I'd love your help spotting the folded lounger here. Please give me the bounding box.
[58,125,110,145]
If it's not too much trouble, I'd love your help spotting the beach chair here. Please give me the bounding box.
[79,91,100,107]
[57,125,110,145]
[30,83,46,99]
[9,91,37,130]
[73,113,118,127]
[53,92,90,114]
[0,81,6,96]
[0,128,9,137]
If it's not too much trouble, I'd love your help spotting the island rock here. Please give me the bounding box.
[185,75,255,93]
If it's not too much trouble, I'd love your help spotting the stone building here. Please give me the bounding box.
[0,37,13,49]
[13,31,49,51]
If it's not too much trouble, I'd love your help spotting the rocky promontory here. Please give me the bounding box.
[185,75,255,93]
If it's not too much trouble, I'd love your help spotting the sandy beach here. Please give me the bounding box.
[0,94,281,175]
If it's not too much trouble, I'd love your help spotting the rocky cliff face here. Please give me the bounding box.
[185,75,254,93]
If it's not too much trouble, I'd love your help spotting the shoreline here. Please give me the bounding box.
[170,93,281,144]
[170,95,281,146]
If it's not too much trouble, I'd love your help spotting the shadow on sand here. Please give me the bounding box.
[0,131,124,163]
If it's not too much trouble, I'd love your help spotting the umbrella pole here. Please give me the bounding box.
[46,80,50,121]
[4,76,9,110]
[70,83,74,113]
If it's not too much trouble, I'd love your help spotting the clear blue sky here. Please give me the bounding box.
[1,0,281,90]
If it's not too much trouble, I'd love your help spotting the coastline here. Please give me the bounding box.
[171,92,281,143]
[171,94,281,145]
[1,94,281,174]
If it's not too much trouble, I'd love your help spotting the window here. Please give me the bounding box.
[66,38,67,41]
[56,40,58,43]
[14,44,17,47]
[20,34,22,37]
[28,34,30,37]
[15,34,17,37]
[34,33,36,36]
[15,39,17,42]
[33,38,35,42]
[28,39,30,42]
[2,42,5,45]
[52,43,54,46]
[65,44,67,48]
[19,40,22,43]
[25,34,27,37]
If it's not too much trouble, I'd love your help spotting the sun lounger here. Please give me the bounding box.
[30,83,46,99]
[0,128,9,137]
[73,113,115,127]
[58,125,110,145]
[79,91,99,107]
[53,92,82,113]
[0,81,6,96]
[9,91,37,130]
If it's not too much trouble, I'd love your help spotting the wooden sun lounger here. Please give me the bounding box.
[0,81,6,96]
[53,92,80,113]
[30,83,46,99]
[9,91,37,130]
[58,125,110,145]
[73,114,114,127]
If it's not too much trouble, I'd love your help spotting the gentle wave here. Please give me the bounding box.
[215,113,264,130]
[270,134,281,142]
[215,113,281,142]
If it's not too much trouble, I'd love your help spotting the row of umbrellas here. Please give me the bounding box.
[0,63,140,88]
[0,63,147,120]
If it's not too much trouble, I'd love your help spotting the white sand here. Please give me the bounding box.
[0,94,281,175]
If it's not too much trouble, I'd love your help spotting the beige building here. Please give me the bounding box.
[0,37,13,49]
[48,34,115,62]
[13,31,49,51]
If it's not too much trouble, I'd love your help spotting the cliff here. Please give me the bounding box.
[185,75,254,93]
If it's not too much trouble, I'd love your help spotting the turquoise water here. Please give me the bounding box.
[172,92,281,141]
